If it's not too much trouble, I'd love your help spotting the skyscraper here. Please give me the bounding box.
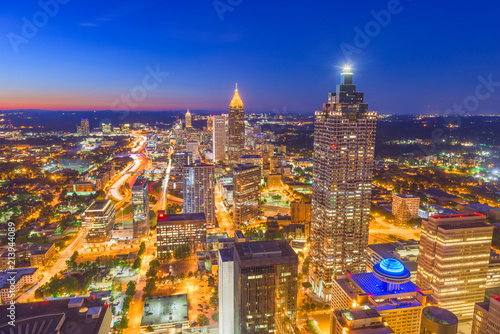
[233,240,298,334]
[416,213,493,320]
[213,115,226,162]
[132,177,150,238]
[218,248,235,334]
[207,115,213,132]
[182,163,216,229]
[228,84,245,164]
[81,118,90,136]
[309,68,377,301]
[232,164,260,225]
[185,109,192,128]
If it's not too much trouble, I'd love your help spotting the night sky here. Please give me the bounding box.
[1,0,500,114]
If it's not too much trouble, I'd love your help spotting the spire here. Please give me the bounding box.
[230,83,244,108]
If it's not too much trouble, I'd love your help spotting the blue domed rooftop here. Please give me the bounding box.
[373,258,411,282]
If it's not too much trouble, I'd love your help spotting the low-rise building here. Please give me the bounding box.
[0,296,112,334]
[0,267,39,303]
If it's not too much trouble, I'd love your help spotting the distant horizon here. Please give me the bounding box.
[2,109,500,117]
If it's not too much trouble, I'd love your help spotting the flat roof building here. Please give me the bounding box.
[0,296,112,334]
[331,306,395,334]
[233,164,260,225]
[141,294,189,333]
[417,213,493,320]
[233,240,298,333]
[156,212,206,261]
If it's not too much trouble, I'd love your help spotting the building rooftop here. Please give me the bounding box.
[240,155,262,159]
[86,199,112,213]
[349,272,418,297]
[133,177,147,188]
[394,194,419,199]
[218,248,234,262]
[141,294,189,328]
[438,222,492,230]
[422,306,458,325]
[432,212,485,219]
[0,296,110,334]
[0,267,38,289]
[233,163,259,172]
[233,240,297,268]
[157,212,206,223]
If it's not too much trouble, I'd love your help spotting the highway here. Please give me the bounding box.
[152,147,177,212]
[108,154,143,202]
[215,188,234,237]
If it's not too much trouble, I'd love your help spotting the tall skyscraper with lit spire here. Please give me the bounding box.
[228,84,245,164]
[309,67,377,302]
[185,109,192,128]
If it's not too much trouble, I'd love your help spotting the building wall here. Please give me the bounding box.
[233,165,260,225]
[417,214,493,320]
[309,71,376,301]
[213,116,226,162]
[218,253,234,334]
[183,164,216,229]
[392,194,420,223]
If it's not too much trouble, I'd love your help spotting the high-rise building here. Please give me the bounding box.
[213,115,226,162]
[416,213,494,320]
[239,155,263,179]
[102,122,111,134]
[392,194,420,223]
[156,212,206,261]
[309,67,377,301]
[421,307,458,334]
[218,248,234,334]
[330,258,437,334]
[233,164,260,225]
[185,109,192,128]
[233,240,298,334]
[186,141,199,162]
[331,306,395,334]
[132,177,150,238]
[207,116,213,132]
[228,84,245,164]
[182,163,215,229]
[81,118,90,136]
[83,199,115,244]
[472,295,500,334]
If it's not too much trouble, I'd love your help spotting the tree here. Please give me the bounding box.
[138,241,146,257]
[143,278,157,300]
[212,312,219,323]
[132,258,142,270]
[197,313,210,326]
[125,281,136,296]
[302,256,310,276]
[209,294,219,309]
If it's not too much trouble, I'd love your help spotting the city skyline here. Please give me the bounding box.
[1,1,500,114]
